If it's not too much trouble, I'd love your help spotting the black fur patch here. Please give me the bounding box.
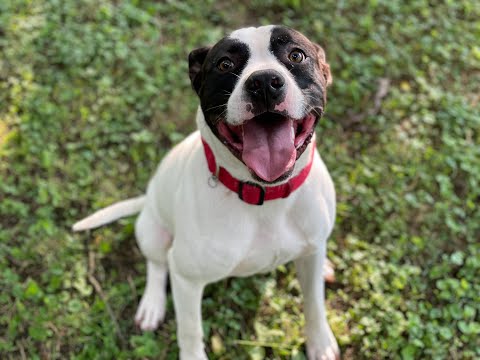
[195,39,250,128]
[270,26,326,111]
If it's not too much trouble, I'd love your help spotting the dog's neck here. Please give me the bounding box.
[196,107,315,185]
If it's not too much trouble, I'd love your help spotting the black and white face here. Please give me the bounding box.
[189,25,332,183]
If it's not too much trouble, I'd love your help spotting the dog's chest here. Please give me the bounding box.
[229,212,316,277]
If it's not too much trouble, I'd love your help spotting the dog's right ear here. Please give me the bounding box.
[188,46,212,94]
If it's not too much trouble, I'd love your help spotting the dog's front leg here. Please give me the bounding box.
[169,255,208,360]
[295,252,340,360]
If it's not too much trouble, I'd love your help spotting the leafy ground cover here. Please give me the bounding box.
[1,0,479,359]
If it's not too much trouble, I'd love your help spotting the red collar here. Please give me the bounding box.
[201,138,315,205]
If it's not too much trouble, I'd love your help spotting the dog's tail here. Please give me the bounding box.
[72,195,146,232]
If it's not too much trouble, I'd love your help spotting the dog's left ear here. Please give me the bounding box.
[188,46,212,94]
[314,44,332,87]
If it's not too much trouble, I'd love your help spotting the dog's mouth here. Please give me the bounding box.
[217,112,317,182]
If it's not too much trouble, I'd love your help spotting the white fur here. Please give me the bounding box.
[73,26,339,360]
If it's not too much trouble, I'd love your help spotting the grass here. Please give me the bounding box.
[1,0,479,359]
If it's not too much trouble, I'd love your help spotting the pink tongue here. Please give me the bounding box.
[242,117,296,182]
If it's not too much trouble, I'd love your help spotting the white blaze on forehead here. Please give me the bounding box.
[229,25,275,59]
[226,26,304,125]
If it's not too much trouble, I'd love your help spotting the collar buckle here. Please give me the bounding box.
[238,181,265,206]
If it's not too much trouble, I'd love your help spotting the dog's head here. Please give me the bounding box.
[189,25,332,183]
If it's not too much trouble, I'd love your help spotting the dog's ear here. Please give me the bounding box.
[188,46,212,94]
[313,44,332,87]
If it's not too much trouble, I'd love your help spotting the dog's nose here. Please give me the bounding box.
[245,70,286,101]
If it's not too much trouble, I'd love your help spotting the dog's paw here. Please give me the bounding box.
[306,326,340,360]
[134,289,166,331]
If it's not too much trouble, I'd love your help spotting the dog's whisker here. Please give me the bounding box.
[298,99,322,119]
[205,103,228,112]
[229,72,241,79]
[213,108,228,124]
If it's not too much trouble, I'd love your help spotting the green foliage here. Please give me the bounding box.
[1,0,479,359]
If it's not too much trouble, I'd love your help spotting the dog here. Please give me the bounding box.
[73,25,339,360]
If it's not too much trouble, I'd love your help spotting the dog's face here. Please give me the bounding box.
[189,25,332,183]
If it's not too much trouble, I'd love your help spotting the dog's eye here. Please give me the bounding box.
[217,58,235,72]
[288,50,305,63]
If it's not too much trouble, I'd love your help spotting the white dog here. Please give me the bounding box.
[73,25,339,360]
